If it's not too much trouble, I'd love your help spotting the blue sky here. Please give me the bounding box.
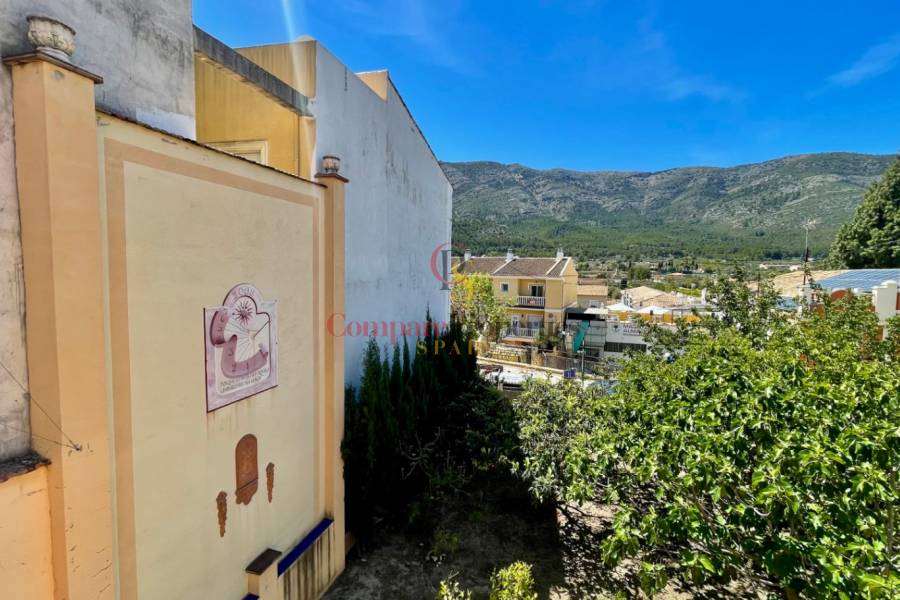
[193,0,900,171]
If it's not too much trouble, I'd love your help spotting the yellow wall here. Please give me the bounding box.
[544,279,564,309]
[357,70,389,100]
[578,294,605,307]
[10,56,115,600]
[493,277,516,304]
[194,56,313,178]
[0,466,54,600]
[7,52,344,600]
[237,42,317,98]
[96,115,341,599]
[508,308,545,321]
[493,274,574,333]
[561,260,578,307]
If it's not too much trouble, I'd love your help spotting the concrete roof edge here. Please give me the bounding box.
[384,74,450,186]
[305,37,448,186]
[192,25,311,117]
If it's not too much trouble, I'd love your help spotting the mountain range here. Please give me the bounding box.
[442,152,895,260]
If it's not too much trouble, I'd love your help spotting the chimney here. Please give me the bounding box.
[505,249,515,262]
[556,248,564,261]
[463,249,471,262]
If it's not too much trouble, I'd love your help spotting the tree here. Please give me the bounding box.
[629,264,652,281]
[342,316,516,543]
[450,272,512,341]
[512,284,900,598]
[828,155,900,268]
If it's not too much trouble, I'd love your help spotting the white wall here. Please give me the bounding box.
[0,0,196,137]
[310,45,452,384]
[873,280,899,324]
[0,0,196,460]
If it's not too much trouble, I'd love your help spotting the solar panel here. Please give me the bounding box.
[816,269,900,293]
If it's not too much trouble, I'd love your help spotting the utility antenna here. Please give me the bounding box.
[802,219,818,285]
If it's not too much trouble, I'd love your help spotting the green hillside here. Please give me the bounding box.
[442,153,895,259]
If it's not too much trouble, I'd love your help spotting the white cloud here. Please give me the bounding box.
[828,35,900,87]
[552,17,743,103]
[327,0,478,76]
[658,73,742,103]
[636,18,743,103]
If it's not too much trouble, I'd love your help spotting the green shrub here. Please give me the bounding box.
[512,281,900,598]
[489,562,538,600]
[431,527,461,558]
[436,577,473,600]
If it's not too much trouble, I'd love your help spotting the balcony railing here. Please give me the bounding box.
[517,295,546,308]
[502,326,541,339]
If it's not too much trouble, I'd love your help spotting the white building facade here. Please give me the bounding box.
[300,42,453,384]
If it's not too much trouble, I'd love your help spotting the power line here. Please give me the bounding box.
[0,422,81,452]
[0,357,26,393]
[0,358,82,452]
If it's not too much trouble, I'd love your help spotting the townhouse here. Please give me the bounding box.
[454,249,578,342]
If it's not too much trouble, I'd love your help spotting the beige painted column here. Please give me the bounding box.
[315,166,347,574]
[4,52,114,600]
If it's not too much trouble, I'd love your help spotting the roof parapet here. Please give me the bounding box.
[193,26,311,117]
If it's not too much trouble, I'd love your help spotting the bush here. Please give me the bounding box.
[489,562,538,600]
[430,527,461,559]
[512,284,900,598]
[436,576,473,600]
[342,314,517,542]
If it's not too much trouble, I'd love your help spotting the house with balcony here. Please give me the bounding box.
[454,249,578,342]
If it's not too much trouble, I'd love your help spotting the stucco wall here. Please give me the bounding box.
[97,116,339,599]
[0,53,28,460]
[0,466,54,599]
[194,55,314,179]
[0,0,195,137]
[310,44,452,384]
[0,0,196,462]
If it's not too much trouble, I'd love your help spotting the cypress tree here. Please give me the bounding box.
[402,336,411,383]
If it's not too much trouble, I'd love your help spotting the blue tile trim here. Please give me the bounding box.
[277,518,334,576]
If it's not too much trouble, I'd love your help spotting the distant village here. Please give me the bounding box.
[454,249,899,388]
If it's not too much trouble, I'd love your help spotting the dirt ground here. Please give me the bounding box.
[323,475,769,600]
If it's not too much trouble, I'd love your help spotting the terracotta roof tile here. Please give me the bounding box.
[455,257,508,275]
[546,258,569,277]
[456,256,572,278]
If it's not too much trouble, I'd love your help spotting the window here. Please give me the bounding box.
[501,282,509,292]
[530,284,544,297]
[604,341,647,354]
[207,140,269,165]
